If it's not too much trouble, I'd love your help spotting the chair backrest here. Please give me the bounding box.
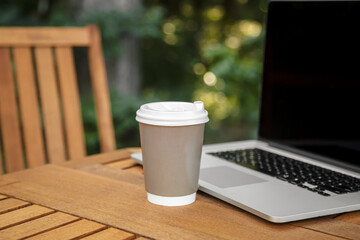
[0,25,116,174]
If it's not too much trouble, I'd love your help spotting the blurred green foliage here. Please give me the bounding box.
[81,92,144,155]
[0,0,266,153]
[142,0,266,143]
[80,6,165,60]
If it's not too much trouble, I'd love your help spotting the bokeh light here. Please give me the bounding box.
[225,36,241,49]
[193,63,206,75]
[206,6,225,21]
[193,89,237,121]
[163,22,176,35]
[163,34,178,45]
[203,72,217,86]
[181,3,194,17]
[238,20,262,37]
[215,78,226,91]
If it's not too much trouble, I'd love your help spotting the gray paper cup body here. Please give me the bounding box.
[136,101,208,206]
[139,123,205,197]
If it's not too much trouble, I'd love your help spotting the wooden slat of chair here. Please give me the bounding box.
[0,27,90,46]
[88,25,116,153]
[35,47,66,164]
[55,47,86,159]
[13,47,46,168]
[0,48,25,172]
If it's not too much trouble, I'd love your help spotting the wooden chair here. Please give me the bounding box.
[0,25,116,174]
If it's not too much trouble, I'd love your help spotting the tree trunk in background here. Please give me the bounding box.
[108,33,140,96]
[82,0,141,96]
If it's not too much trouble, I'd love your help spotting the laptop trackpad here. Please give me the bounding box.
[200,166,267,188]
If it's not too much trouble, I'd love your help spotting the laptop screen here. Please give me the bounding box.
[259,1,360,170]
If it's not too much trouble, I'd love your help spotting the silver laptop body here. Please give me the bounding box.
[199,140,360,223]
[132,140,360,223]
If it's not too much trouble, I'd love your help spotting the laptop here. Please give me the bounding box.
[132,0,360,223]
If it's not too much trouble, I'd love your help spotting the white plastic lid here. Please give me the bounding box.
[136,101,209,126]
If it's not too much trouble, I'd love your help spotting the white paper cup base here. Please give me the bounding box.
[147,192,196,206]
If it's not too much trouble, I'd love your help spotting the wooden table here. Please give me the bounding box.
[0,148,359,240]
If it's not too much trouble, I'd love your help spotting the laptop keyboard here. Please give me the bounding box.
[208,148,360,196]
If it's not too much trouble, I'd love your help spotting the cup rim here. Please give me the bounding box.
[136,101,209,126]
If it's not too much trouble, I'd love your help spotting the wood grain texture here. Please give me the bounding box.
[106,159,139,169]
[0,165,347,240]
[0,194,7,200]
[80,164,144,186]
[126,148,142,154]
[0,204,55,230]
[0,176,18,187]
[123,165,144,174]
[292,217,360,240]
[26,219,106,240]
[55,47,86,159]
[88,25,115,153]
[13,47,46,168]
[336,212,360,225]
[0,212,79,240]
[126,165,144,174]
[35,47,66,163]
[0,48,24,173]
[0,27,90,46]
[80,227,135,240]
[0,198,30,214]
[55,149,131,169]
[0,144,3,174]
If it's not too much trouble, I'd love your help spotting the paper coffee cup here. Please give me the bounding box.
[136,101,209,206]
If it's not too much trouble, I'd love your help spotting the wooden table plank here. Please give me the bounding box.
[79,164,144,186]
[292,217,360,240]
[56,149,132,169]
[125,148,141,154]
[105,159,139,169]
[81,227,135,240]
[0,212,79,240]
[0,165,347,240]
[103,155,143,174]
[26,219,107,240]
[0,205,55,230]
[125,165,144,174]
[0,194,7,200]
[0,177,18,188]
[0,198,30,214]
[336,212,360,225]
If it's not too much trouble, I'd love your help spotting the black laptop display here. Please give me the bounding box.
[259,1,360,172]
